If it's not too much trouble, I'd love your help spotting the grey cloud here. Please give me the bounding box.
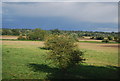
[3,2,118,23]
[2,0,120,2]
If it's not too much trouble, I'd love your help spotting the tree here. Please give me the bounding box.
[18,35,26,40]
[45,35,85,72]
[11,29,20,35]
[114,36,120,43]
[70,33,79,42]
[90,36,95,39]
[108,36,113,40]
[27,28,47,40]
[2,29,12,35]
[102,39,109,43]
[50,29,61,35]
[96,36,104,40]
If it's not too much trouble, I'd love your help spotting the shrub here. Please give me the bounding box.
[50,29,61,35]
[18,35,26,40]
[114,37,120,43]
[102,39,109,43]
[2,29,12,35]
[70,33,79,42]
[27,28,47,40]
[11,29,20,35]
[108,36,113,40]
[96,36,104,40]
[45,35,85,70]
[90,36,94,39]
[45,34,76,50]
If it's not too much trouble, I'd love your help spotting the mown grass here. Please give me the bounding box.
[2,40,119,79]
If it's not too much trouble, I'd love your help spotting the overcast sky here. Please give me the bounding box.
[1,0,119,32]
[2,0,120,2]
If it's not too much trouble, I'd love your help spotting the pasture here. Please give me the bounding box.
[1,35,119,79]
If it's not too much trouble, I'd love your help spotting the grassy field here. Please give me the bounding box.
[1,37,119,79]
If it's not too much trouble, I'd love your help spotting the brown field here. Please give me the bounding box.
[78,37,115,42]
[77,42,118,51]
[1,40,44,47]
[2,40,118,52]
[1,35,118,50]
[0,35,18,39]
[78,37,102,42]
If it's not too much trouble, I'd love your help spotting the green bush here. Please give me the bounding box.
[27,28,47,40]
[45,35,85,70]
[11,29,20,35]
[2,29,12,35]
[102,39,109,43]
[114,37,120,43]
[108,36,113,40]
[50,29,61,35]
[90,36,94,39]
[70,33,79,42]
[18,35,26,40]
[96,36,104,40]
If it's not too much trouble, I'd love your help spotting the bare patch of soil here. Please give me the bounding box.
[1,35,18,39]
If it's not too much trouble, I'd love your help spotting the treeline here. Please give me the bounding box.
[1,28,120,42]
[1,28,31,36]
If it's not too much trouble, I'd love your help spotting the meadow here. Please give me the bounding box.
[1,36,119,79]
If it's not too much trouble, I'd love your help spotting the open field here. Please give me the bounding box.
[78,37,116,43]
[78,38,102,42]
[0,35,18,39]
[1,39,119,79]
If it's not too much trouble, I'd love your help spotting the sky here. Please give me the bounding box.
[1,0,119,32]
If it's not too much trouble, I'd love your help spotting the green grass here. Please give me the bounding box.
[2,41,119,79]
[2,45,50,79]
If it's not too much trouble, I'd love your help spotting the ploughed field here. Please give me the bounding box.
[1,36,119,79]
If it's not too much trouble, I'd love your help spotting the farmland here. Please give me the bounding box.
[2,2,119,80]
[1,36,119,79]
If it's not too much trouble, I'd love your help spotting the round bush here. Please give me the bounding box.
[18,36,26,40]
[45,34,85,70]
[102,39,109,43]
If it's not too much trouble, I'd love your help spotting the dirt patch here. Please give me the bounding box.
[1,35,18,39]
[2,41,45,47]
[100,44,119,48]
[77,42,118,52]
[78,38,102,42]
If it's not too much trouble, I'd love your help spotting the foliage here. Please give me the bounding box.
[27,28,47,40]
[96,36,104,40]
[69,33,79,42]
[2,29,13,35]
[18,35,27,40]
[11,29,20,35]
[90,36,95,39]
[2,28,32,36]
[50,29,62,35]
[45,35,84,70]
[114,36,120,43]
[102,39,109,43]
[2,28,119,42]
[108,36,113,40]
